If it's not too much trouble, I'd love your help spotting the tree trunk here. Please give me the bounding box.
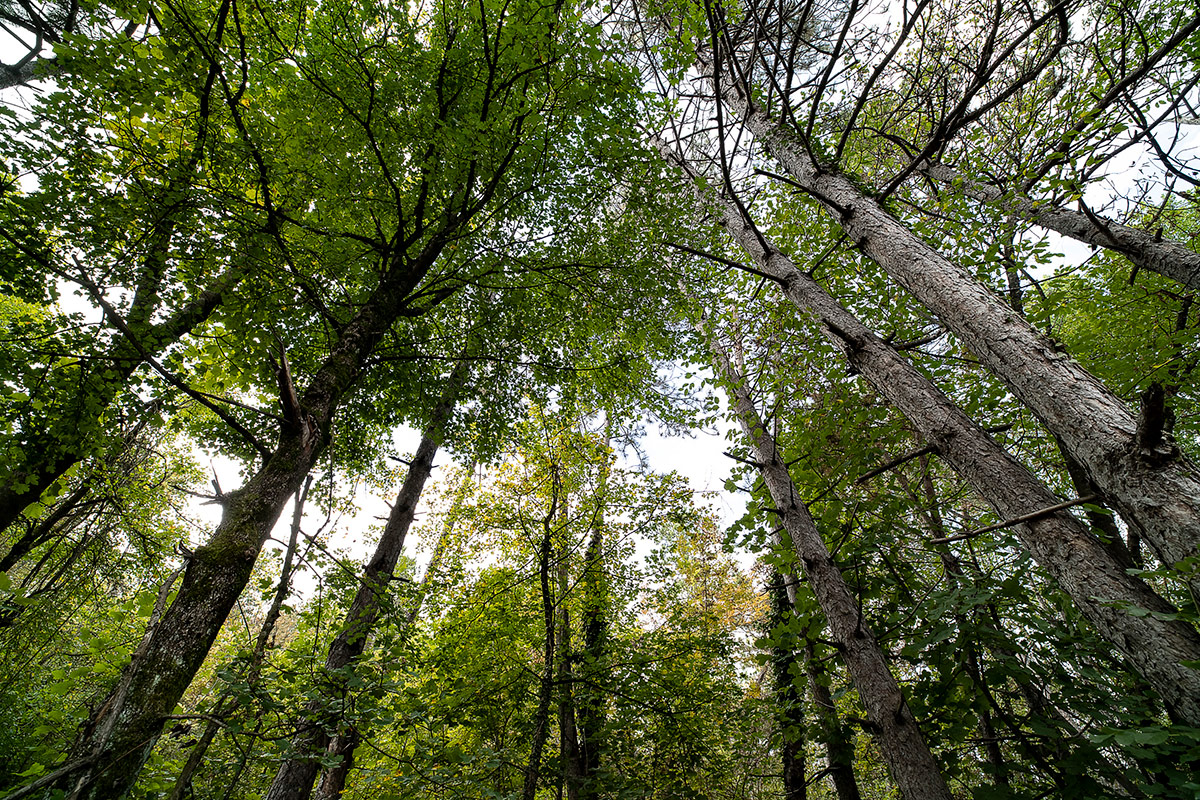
[709,67,1200,585]
[266,359,469,800]
[166,477,311,800]
[706,331,954,800]
[55,228,455,800]
[922,160,1200,292]
[310,462,477,800]
[1,30,236,535]
[664,141,1200,726]
[767,573,807,800]
[803,640,863,800]
[522,465,560,800]
[558,558,583,800]
[576,505,607,799]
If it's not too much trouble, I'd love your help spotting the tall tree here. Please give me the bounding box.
[703,314,953,800]
[39,0,631,793]
[662,140,1200,725]
[651,0,1200,589]
[266,359,470,800]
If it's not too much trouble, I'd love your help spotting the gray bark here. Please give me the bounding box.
[706,329,954,800]
[922,161,1200,292]
[266,359,470,800]
[661,142,1200,726]
[708,71,1200,584]
[55,222,456,799]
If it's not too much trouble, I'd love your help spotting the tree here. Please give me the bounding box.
[5,0,1200,796]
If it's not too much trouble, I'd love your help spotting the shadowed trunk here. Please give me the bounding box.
[522,462,561,800]
[803,639,862,800]
[53,224,456,800]
[266,359,470,800]
[767,573,807,800]
[576,500,607,799]
[558,558,582,800]
[166,477,312,800]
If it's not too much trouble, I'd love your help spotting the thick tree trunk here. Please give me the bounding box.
[266,359,469,800]
[710,71,1200,583]
[664,142,1200,726]
[55,229,454,800]
[922,160,1200,292]
[166,478,311,800]
[707,332,954,800]
[311,731,359,800]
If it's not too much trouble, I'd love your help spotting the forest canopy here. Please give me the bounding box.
[2,0,1200,797]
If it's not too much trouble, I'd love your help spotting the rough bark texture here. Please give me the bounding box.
[57,230,453,800]
[663,143,1200,725]
[712,72,1200,582]
[708,333,954,800]
[266,359,469,800]
[923,161,1200,292]
[312,731,359,800]
[165,478,310,800]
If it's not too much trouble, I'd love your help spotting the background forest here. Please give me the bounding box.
[2,0,1200,797]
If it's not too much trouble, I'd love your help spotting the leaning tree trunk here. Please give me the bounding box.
[921,161,1200,291]
[706,60,1200,584]
[266,359,470,800]
[54,228,455,800]
[166,476,312,800]
[310,462,479,800]
[662,141,1200,727]
[706,327,954,800]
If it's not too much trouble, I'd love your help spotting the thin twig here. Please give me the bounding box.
[930,494,1101,544]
